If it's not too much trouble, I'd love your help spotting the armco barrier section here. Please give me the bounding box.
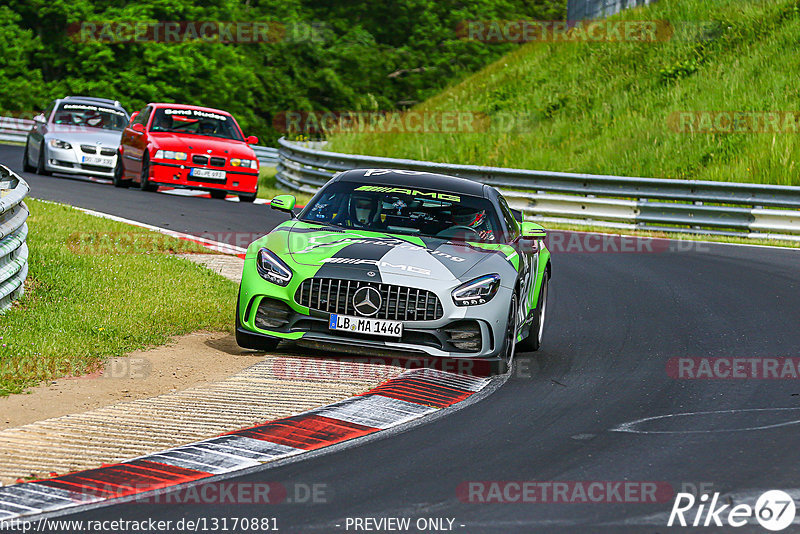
[0,165,29,311]
[275,138,800,241]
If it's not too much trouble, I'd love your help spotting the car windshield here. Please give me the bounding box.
[52,103,128,130]
[298,181,503,242]
[149,108,243,141]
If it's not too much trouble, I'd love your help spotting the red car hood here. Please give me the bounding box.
[149,132,255,158]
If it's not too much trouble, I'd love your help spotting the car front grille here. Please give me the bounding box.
[296,278,444,321]
[80,145,97,154]
[209,156,226,167]
[100,147,116,156]
[192,155,208,165]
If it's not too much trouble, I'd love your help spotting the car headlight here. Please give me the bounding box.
[154,150,187,161]
[49,139,72,149]
[231,158,257,169]
[452,274,501,306]
[256,248,292,286]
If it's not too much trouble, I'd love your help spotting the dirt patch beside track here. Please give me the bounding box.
[0,332,261,430]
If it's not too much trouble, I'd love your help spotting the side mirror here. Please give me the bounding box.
[245,135,259,145]
[33,114,46,124]
[132,123,145,133]
[271,194,296,215]
[129,111,139,123]
[521,222,546,239]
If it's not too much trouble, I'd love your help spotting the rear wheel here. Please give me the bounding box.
[519,273,549,353]
[210,190,228,200]
[140,154,158,192]
[22,142,34,172]
[36,144,51,176]
[112,154,131,188]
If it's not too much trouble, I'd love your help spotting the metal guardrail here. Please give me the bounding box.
[276,138,800,241]
[0,115,279,165]
[0,165,29,311]
[567,0,655,21]
[0,117,33,144]
[252,145,278,166]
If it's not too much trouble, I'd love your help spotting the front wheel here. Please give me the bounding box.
[210,190,228,200]
[238,192,257,203]
[113,154,132,188]
[494,293,519,374]
[519,274,549,353]
[36,144,51,176]
[140,154,158,192]
[22,142,34,172]
[235,298,280,351]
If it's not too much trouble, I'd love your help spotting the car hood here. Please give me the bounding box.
[149,133,255,157]
[249,220,520,286]
[45,127,123,147]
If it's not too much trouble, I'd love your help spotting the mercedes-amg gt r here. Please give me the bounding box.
[236,168,551,371]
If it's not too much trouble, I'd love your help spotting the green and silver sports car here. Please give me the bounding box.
[236,168,551,371]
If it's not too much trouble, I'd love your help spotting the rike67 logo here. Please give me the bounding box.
[668,490,796,531]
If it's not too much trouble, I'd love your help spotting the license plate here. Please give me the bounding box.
[190,168,226,179]
[329,314,403,337]
[81,155,113,166]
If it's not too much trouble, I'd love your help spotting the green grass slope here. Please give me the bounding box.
[327,0,800,185]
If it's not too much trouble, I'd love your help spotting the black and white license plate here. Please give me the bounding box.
[81,155,113,166]
[329,314,402,337]
[190,168,226,179]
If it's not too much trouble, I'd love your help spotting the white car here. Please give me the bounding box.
[23,96,129,178]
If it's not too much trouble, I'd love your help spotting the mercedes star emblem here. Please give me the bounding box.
[352,286,382,317]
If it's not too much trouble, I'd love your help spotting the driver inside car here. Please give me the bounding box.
[451,207,495,241]
[346,193,382,228]
[198,121,216,135]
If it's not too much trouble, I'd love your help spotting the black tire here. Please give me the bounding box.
[493,293,519,374]
[238,192,257,203]
[519,273,549,353]
[112,154,132,188]
[36,143,51,176]
[210,190,228,200]
[235,298,280,351]
[22,142,34,173]
[140,154,158,192]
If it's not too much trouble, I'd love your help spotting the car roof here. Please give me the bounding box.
[61,96,125,109]
[335,169,487,197]
[148,103,233,116]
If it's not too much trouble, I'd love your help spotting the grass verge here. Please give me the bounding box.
[0,199,237,396]
[327,0,800,186]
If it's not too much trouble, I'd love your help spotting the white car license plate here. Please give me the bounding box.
[81,155,113,166]
[329,314,402,337]
[190,168,226,180]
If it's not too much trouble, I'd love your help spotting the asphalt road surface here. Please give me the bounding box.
[4,143,800,532]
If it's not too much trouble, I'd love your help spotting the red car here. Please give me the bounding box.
[115,103,260,202]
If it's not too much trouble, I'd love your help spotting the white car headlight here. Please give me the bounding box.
[452,274,501,306]
[256,248,292,286]
[154,150,187,161]
[49,139,72,149]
